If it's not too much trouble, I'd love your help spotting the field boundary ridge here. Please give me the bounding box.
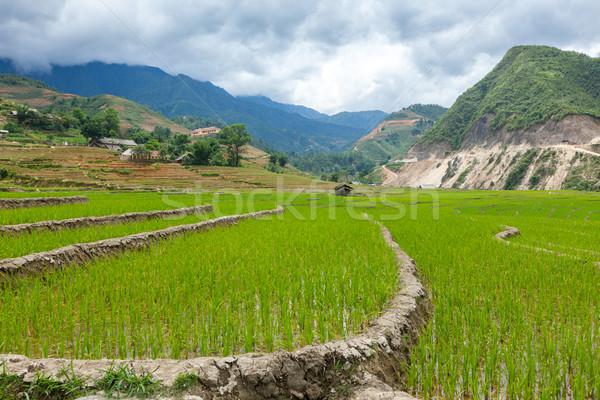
[0,195,89,210]
[495,225,600,266]
[0,204,213,235]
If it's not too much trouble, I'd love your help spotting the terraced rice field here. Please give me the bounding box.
[1,188,599,399]
[364,190,600,399]
[0,192,398,360]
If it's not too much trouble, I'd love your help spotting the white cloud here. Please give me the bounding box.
[0,0,600,114]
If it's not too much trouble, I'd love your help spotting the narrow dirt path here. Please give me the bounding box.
[381,165,400,186]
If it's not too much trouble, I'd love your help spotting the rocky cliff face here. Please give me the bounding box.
[383,114,600,190]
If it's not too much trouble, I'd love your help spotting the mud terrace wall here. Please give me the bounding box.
[0,204,213,235]
[0,195,89,210]
[495,225,600,266]
[0,206,283,281]
[0,216,429,400]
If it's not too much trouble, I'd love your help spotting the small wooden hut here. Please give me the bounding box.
[334,183,353,196]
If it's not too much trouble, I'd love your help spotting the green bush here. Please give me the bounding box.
[504,149,539,190]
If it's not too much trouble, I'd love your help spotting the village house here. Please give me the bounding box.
[89,138,137,152]
[191,126,221,137]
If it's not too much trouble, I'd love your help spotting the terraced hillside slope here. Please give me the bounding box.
[353,104,446,164]
[0,74,191,135]
[384,46,600,190]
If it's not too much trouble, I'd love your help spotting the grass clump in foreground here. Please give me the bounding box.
[0,202,398,359]
[0,363,88,400]
[97,364,159,398]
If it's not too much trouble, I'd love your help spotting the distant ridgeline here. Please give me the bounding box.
[0,60,387,154]
[420,45,600,149]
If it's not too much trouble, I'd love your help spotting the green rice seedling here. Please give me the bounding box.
[0,204,398,359]
[0,196,278,259]
[365,190,600,399]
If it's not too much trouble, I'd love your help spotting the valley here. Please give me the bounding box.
[2,44,600,400]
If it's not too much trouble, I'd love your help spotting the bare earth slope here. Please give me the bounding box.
[384,114,600,190]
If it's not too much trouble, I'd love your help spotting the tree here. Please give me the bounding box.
[152,126,171,143]
[218,124,252,167]
[133,144,150,155]
[172,134,191,155]
[80,115,105,140]
[277,154,288,167]
[71,108,87,126]
[144,138,161,151]
[191,138,220,165]
[104,107,120,136]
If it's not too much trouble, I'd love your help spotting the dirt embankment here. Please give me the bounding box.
[0,204,213,235]
[0,195,89,210]
[1,217,429,400]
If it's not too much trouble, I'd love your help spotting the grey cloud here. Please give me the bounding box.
[0,0,600,113]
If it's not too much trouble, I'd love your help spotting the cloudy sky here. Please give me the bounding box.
[1,0,599,114]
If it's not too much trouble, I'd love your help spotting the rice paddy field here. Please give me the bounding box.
[1,188,600,399]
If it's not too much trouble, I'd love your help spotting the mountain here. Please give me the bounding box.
[240,95,326,120]
[242,95,387,131]
[382,46,600,190]
[0,60,367,153]
[351,106,446,164]
[0,74,191,135]
[317,110,387,131]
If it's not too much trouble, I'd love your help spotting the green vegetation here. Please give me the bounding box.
[360,190,600,399]
[289,151,375,181]
[218,123,252,167]
[0,194,278,260]
[421,45,600,149]
[528,149,558,188]
[503,148,539,189]
[0,74,58,91]
[0,191,208,225]
[451,165,473,188]
[563,153,600,191]
[0,198,397,359]
[406,103,448,121]
[171,372,199,393]
[170,115,226,130]
[353,126,420,164]
[2,186,600,399]
[96,364,159,398]
[0,364,88,400]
